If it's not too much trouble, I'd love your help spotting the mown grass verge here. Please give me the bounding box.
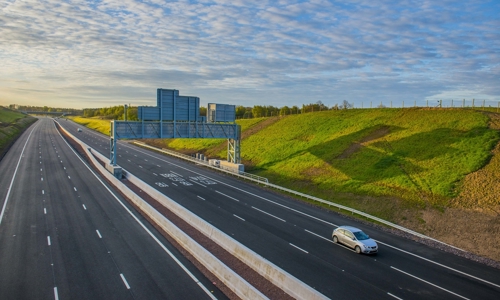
[0,107,37,160]
[151,108,499,219]
[70,109,500,221]
[69,116,111,135]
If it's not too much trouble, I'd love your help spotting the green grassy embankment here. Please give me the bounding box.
[0,107,37,160]
[71,109,500,261]
[69,116,111,135]
[70,109,500,220]
[150,108,499,220]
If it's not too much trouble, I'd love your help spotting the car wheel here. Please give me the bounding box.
[355,246,361,254]
[333,235,338,243]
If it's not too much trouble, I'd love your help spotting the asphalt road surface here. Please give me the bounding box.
[0,118,225,300]
[58,118,500,300]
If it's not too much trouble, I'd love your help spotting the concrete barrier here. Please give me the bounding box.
[64,122,328,299]
[55,121,268,300]
[124,171,329,300]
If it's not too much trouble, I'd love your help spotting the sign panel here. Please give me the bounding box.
[208,103,236,123]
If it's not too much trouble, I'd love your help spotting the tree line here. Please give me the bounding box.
[11,100,354,120]
[9,105,83,114]
[82,100,354,120]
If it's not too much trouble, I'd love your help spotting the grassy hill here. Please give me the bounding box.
[0,107,37,160]
[154,109,498,208]
[71,109,499,212]
[71,108,500,261]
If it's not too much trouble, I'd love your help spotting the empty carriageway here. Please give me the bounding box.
[0,118,224,300]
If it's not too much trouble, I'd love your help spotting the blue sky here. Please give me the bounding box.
[1,0,499,109]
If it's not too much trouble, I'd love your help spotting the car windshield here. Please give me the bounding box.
[353,231,370,240]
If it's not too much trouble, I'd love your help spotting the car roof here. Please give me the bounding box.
[338,226,363,232]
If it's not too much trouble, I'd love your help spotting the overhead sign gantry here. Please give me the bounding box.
[109,88,241,169]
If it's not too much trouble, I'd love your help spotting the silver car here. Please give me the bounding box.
[332,226,378,254]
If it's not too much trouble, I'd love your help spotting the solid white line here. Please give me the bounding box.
[44,208,47,214]
[123,145,500,289]
[120,273,131,289]
[304,229,332,242]
[215,190,240,202]
[54,124,216,300]
[251,206,286,222]
[96,230,102,239]
[380,242,500,289]
[306,230,356,252]
[135,146,337,226]
[0,124,38,225]
[391,266,470,300]
[47,236,51,246]
[54,287,59,300]
[233,214,246,221]
[83,204,87,210]
[290,243,308,253]
[387,292,403,300]
[197,196,205,200]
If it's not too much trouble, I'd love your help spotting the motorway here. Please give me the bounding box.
[57,118,500,300]
[0,118,226,300]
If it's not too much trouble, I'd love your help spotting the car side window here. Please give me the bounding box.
[345,231,354,239]
[338,229,344,235]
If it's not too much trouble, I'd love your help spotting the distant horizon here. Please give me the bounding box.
[1,1,499,109]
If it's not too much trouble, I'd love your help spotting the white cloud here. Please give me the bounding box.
[0,0,498,108]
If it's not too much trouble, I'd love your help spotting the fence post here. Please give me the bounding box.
[451,99,453,107]
[472,98,475,108]
[482,99,485,109]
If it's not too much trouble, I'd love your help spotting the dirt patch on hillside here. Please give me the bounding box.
[399,207,500,263]
[337,126,391,159]
[241,116,281,139]
[399,111,500,262]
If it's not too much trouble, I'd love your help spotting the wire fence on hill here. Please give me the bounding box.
[357,99,500,111]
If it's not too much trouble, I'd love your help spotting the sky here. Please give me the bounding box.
[0,0,499,109]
